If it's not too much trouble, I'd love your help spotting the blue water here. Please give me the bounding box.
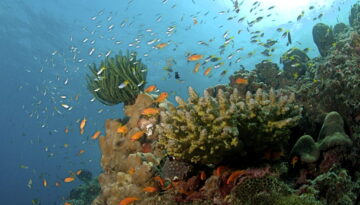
[0,0,357,204]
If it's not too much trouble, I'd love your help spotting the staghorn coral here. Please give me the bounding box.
[157,87,301,165]
[87,51,147,106]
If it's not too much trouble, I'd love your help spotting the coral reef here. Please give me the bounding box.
[77,169,93,183]
[312,23,335,57]
[66,178,100,205]
[280,48,310,81]
[349,3,360,30]
[299,168,360,205]
[93,92,162,205]
[87,52,147,105]
[296,28,360,127]
[158,87,301,165]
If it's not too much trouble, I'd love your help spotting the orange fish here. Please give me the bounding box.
[76,170,82,175]
[142,143,152,153]
[193,63,201,73]
[291,156,299,168]
[187,54,203,61]
[199,171,206,180]
[79,118,87,130]
[55,181,61,187]
[143,186,157,192]
[155,92,168,103]
[193,18,198,24]
[128,167,135,175]
[130,131,144,141]
[77,150,85,156]
[214,165,228,176]
[64,127,69,134]
[91,131,101,140]
[204,67,212,76]
[141,108,160,116]
[144,85,157,93]
[117,125,128,134]
[155,42,168,49]
[43,179,47,187]
[226,170,246,184]
[64,202,71,205]
[235,78,248,85]
[153,176,165,187]
[119,197,139,205]
[64,177,75,183]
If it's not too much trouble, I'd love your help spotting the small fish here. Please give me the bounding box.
[144,85,157,93]
[80,118,87,130]
[303,48,310,52]
[155,92,168,103]
[64,177,75,183]
[27,178,33,189]
[291,156,299,168]
[77,149,85,155]
[43,179,47,187]
[153,176,165,187]
[226,170,246,184]
[204,67,212,76]
[143,186,158,192]
[119,197,139,205]
[55,182,61,187]
[91,131,101,140]
[128,167,135,175]
[118,80,129,89]
[193,63,201,73]
[61,104,70,109]
[235,78,248,85]
[187,54,203,61]
[20,165,29,169]
[76,170,82,175]
[130,131,144,141]
[214,166,228,176]
[199,171,206,180]
[141,108,160,116]
[97,67,106,75]
[155,42,168,49]
[64,202,71,205]
[117,125,128,134]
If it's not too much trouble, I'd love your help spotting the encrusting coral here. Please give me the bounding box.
[92,92,163,205]
[157,86,301,165]
[87,52,147,106]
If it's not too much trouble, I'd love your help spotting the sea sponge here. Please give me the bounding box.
[290,135,320,163]
[157,87,301,165]
[87,52,147,105]
[290,112,352,166]
[317,111,352,151]
[94,118,161,205]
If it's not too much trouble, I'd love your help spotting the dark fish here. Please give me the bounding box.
[175,72,180,79]
[287,32,292,45]
[268,5,275,10]
[309,6,314,10]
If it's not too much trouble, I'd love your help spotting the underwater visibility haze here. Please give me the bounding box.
[2,0,360,204]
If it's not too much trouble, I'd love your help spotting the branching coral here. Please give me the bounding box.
[157,87,301,165]
[87,52,147,105]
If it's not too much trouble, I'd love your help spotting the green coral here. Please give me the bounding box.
[157,87,301,165]
[87,52,147,105]
[291,112,352,164]
[302,168,360,205]
[229,176,323,205]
